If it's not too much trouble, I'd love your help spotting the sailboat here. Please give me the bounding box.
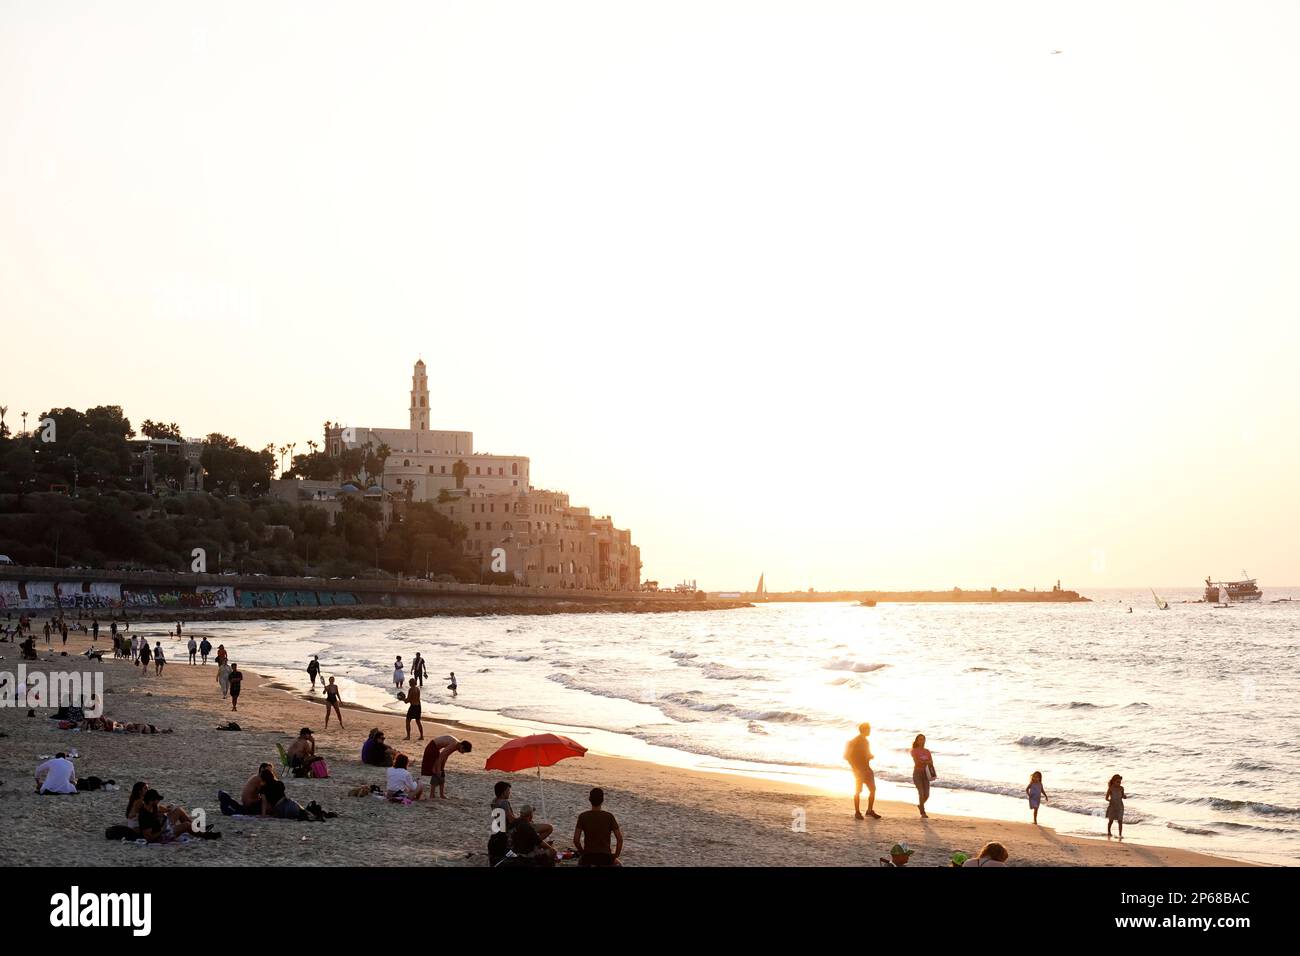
[1150,588,1169,610]
[754,573,767,602]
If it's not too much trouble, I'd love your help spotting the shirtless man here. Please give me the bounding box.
[845,722,881,820]
[404,679,423,741]
[421,734,473,798]
[286,728,316,770]
[218,762,275,815]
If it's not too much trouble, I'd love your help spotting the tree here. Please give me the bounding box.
[140,420,183,441]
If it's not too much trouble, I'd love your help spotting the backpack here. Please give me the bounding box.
[307,757,330,779]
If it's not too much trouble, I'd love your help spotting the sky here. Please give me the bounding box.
[2,1,1298,591]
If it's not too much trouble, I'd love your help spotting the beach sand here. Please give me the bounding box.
[0,624,1252,867]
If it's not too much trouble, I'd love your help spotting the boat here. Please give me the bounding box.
[753,573,767,602]
[1150,588,1169,610]
[1204,574,1262,603]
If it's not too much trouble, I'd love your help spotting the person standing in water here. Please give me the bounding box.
[910,734,937,818]
[393,656,405,690]
[324,676,344,729]
[1026,771,1048,825]
[411,652,426,688]
[844,722,881,820]
[445,671,457,697]
[307,655,321,690]
[1105,774,1126,839]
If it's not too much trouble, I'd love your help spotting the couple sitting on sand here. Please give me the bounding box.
[108,782,221,843]
[217,764,333,821]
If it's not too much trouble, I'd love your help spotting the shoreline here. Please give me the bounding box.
[0,625,1254,867]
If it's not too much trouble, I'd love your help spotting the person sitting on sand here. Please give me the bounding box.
[508,805,556,865]
[1026,771,1048,825]
[324,676,344,729]
[421,735,472,798]
[260,776,306,819]
[127,780,196,833]
[218,764,276,816]
[489,781,554,843]
[574,787,623,866]
[286,728,316,770]
[385,754,424,802]
[1105,774,1126,839]
[404,679,423,741]
[35,753,78,794]
[845,722,881,820]
[964,842,1010,867]
[361,729,395,767]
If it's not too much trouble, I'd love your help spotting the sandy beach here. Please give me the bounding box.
[0,624,1253,868]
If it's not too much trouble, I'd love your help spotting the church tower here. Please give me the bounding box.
[410,358,429,431]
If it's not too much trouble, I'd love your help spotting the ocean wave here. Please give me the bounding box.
[1016,735,1115,753]
[1229,759,1274,772]
[658,691,810,724]
[1047,701,1107,710]
[1167,822,1218,836]
[747,721,769,735]
[825,658,889,674]
[667,651,698,660]
[1124,702,1151,709]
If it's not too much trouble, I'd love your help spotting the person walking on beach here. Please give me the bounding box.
[138,639,152,675]
[1026,771,1048,825]
[1105,774,1126,839]
[215,644,228,667]
[445,671,457,697]
[199,637,211,664]
[845,722,881,820]
[60,620,68,646]
[307,655,321,690]
[91,618,99,641]
[153,641,165,676]
[323,676,344,729]
[404,678,423,741]
[393,656,405,690]
[910,734,937,818]
[187,636,197,664]
[574,787,623,866]
[217,659,231,698]
[228,663,243,712]
[411,652,426,687]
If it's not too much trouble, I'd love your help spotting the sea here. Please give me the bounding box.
[192,587,1300,865]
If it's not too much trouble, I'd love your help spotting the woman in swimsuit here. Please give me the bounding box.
[324,676,344,729]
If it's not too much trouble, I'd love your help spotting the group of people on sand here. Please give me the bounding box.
[363,729,472,800]
[845,723,1133,846]
[487,784,624,867]
[216,762,334,821]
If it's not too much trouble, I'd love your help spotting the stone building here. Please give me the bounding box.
[326,359,640,589]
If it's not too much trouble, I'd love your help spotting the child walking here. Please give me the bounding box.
[1026,770,1048,824]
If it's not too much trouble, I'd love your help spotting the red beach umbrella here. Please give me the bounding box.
[484,733,587,819]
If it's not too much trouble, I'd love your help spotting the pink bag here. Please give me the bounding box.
[307,757,330,779]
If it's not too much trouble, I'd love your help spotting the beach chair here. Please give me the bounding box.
[276,743,293,778]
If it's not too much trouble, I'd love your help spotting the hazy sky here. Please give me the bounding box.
[3,1,1298,590]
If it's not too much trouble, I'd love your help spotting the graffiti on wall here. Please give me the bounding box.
[121,587,233,609]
